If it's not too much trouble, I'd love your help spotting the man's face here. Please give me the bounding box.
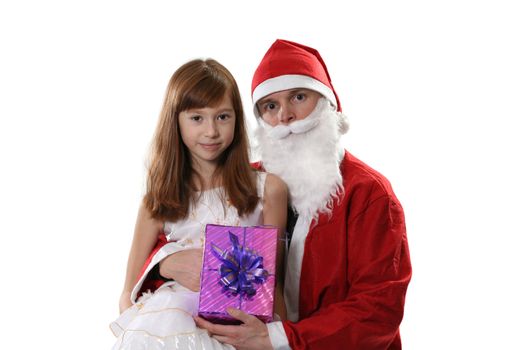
[256,88,323,126]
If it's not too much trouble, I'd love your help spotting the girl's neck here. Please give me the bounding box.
[192,162,221,191]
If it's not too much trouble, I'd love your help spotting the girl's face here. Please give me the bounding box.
[178,94,236,170]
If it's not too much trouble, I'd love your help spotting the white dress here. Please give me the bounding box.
[111,172,267,350]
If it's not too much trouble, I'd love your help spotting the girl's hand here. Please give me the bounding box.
[119,291,133,314]
[159,248,203,291]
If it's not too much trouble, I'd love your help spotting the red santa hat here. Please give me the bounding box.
[251,39,341,116]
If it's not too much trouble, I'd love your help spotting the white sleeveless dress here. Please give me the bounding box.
[111,172,267,350]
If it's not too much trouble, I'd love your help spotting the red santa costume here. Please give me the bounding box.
[133,39,412,350]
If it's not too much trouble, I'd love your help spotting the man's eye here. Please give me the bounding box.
[295,93,305,101]
[266,103,276,110]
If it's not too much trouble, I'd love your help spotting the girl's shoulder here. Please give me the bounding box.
[137,202,164,230]
[261,172,287,201]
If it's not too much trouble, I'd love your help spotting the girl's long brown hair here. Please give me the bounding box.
[143,59,258,221]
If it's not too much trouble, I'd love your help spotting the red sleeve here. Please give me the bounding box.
[283,195,412,350]
[135,233,169,300]
[250,161,264,171]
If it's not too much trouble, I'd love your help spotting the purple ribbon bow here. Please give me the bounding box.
[211,230,268,298]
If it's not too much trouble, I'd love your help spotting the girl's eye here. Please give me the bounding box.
[190,115,202,122]
[217,114,230,121]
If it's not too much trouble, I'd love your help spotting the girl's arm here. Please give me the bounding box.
[262,173,288,321]
[119,203,163,313]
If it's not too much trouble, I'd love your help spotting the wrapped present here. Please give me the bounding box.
[198,224,278,324]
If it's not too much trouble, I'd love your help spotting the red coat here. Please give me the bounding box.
[135,151,411,350]
[281,151,411,349]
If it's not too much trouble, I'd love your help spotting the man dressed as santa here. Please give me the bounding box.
[133,39,412,350]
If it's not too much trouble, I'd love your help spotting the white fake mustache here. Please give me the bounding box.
[259,98,330,140]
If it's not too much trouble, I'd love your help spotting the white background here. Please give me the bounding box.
[1,1,524,349]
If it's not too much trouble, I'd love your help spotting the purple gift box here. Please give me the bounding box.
[198,224,278,324]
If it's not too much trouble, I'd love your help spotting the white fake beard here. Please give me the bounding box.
[254,98,349,221]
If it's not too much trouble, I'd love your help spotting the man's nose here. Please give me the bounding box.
[277,104,295,125]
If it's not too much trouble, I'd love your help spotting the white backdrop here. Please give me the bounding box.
[1,1,524,349]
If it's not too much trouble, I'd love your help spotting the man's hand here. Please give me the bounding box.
[159,248,203,291]
[194,308,273,350]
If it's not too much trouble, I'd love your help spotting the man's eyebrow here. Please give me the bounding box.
[258,89,306,105]
[257,97,273,106]
[288,88,309,95]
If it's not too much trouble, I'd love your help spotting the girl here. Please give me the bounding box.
[111,59,287,349]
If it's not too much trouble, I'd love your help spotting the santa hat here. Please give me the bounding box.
[251,39,341,116]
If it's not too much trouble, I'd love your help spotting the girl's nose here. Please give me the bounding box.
[205,120,219,137]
